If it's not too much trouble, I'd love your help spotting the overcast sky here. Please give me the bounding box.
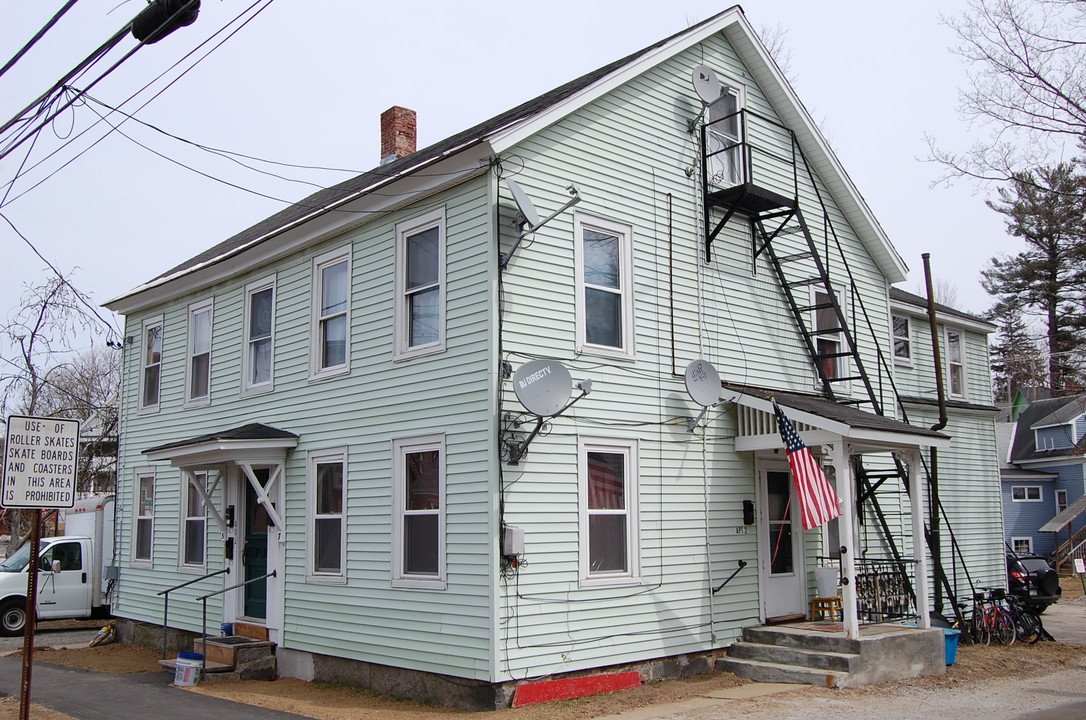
[1,0,1036,350]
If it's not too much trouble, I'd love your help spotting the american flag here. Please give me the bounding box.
[773,401,841,530]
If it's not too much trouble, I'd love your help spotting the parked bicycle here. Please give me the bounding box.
[978,587,1017,646]
[1004,591,1048,644]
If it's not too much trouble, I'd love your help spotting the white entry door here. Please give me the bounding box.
[758,466,806,620]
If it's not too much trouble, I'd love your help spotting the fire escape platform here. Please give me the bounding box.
[707,182,795,215]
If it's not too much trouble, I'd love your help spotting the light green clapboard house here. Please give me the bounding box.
[105,6,1003,707]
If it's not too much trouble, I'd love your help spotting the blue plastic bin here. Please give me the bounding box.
[943,628,961,665]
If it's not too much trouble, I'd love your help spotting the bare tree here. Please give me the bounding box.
[915,278,962,309]
[1,274,118,551]
[930,0,1086,186]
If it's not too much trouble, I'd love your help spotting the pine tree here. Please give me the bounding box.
[987,297,1045,403]
[983,162,1086,395]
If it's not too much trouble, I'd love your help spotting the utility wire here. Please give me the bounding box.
[0,0,81,80]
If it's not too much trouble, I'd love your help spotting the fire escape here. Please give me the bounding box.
[701,108,972,623]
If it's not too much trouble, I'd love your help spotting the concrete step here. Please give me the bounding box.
[741,625,861,654]
[727,640,857,672]
[716,656,847,688]
[158,657,232,674]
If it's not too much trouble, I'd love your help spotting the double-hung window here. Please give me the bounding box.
[813,288,848,386]
[182,471,209,568]
[1011,486,1042,502]
[578,438,639,585]
[312,248,350,378]
[395,209,445,359]
[946,329,965,397]
[141,316,163,410]
[704,77,745,188]
[187,300,212,403]
[892,315,911,362]
[308,449,346,579]
[244,277,275,391]
[134,470,155,563]
[392,435,444,588]
[575,215,635,358]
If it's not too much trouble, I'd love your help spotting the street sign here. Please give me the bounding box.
[3,415,80,509]
[1075,558,1085,575]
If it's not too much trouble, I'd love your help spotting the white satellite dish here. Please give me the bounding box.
[685,359,721,407]
[506,179,541,230]
[513,359,572,417]
[691,64,722,104]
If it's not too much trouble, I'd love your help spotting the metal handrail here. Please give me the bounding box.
[194,571,276,676]
[156,568,229,659]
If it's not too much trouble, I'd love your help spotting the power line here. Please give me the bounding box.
[0,0,81,80]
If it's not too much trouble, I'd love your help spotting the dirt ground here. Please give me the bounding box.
[12,575,1086,720]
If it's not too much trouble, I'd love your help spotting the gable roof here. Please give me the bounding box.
[106,6,907,314]
[1009,395,1086,462]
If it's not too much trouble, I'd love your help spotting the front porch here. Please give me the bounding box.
[719,621,946,687]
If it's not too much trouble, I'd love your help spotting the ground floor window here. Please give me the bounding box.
[392,435,445,588]
[308,449,346,577]
[578,437,639,585]
[1012,537,1034,555]
[182,471,209,567]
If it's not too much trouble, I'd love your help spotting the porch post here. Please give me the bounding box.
[905,448,932,629]
[833,441,860,639]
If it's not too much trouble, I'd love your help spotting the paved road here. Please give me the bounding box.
[0,624,100,653]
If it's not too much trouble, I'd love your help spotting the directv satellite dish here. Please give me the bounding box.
[692,64,722,104]
[685,359,721,407]
[506,179,541,230]
[513,359,572,417]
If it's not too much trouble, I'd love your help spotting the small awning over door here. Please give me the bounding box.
[144,423,298,534]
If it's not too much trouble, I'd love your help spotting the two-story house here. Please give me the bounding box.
[103,7,1004,707]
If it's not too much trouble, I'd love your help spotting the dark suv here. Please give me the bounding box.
[1007,553,1062,612]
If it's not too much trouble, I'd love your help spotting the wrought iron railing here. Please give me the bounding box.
[854,557,917,623]
[156,568,229,659]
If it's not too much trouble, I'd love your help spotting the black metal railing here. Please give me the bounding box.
[855,557,917,623]
[702,108,800,202]
[194,571,276,676]
[156,568,229,659]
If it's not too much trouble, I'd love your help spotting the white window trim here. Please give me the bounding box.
[180,471,209,571]
[892,314,912,365]
[185,299,213,406]
[1011,485,1043,502]
[310,246,352,380]
[1011,537,1034,555]
[1056,489,1069,514]
[394,208,446,361]
[705,74,746,189]
[574,213,636,359]
[578,437,641,587]
[242,275,276,394]
[391,434,446,589]
[307,447,347,583]
[133,467,155,565]
[811,286,850,393]
[945,327,966,399]
[139,315,164,412]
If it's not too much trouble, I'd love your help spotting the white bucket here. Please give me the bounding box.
[174,651,203,687]
[815,567,838,598]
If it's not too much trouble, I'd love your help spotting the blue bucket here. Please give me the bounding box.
[943,628,961,665]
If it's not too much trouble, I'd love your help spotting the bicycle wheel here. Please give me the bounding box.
[971,613,990,646]
[1016,610,1041,644]
[993,609,1016,646]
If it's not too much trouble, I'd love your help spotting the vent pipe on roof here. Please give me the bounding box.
[380,106,416,165]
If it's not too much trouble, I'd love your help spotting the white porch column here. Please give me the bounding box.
[832,441,860,639]
[905,448,932,629]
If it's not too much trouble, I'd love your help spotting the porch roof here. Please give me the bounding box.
[722,386,950,453]
[144,423,298,467]
[1039,492,1086,533]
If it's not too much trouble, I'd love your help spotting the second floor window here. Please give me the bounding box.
[187,301,212,403]
[396,209,445,359]
[244,279,275,390]
[141,317,163,409]
[576,215,634,357]
[946,329,964,397]
[892,315,911,361]
[312,248,350,377]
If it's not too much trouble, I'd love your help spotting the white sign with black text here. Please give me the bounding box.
[3,415,80,509]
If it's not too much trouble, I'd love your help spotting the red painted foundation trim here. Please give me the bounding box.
[512,671,642,707]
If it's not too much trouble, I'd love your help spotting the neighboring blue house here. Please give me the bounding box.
[1001,395,1086,560]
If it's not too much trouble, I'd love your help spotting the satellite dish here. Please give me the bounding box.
[685,359,721,407]
[513,359,572,417]
[506,179,541,230]
[691,64,722,104]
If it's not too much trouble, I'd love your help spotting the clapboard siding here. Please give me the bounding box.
[115,177,497,679]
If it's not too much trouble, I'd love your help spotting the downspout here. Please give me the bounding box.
[922,254,948,613]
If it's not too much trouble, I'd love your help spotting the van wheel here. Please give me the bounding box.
[0,599,26,636]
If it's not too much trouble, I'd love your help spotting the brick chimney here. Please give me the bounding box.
[380,106,416,165]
